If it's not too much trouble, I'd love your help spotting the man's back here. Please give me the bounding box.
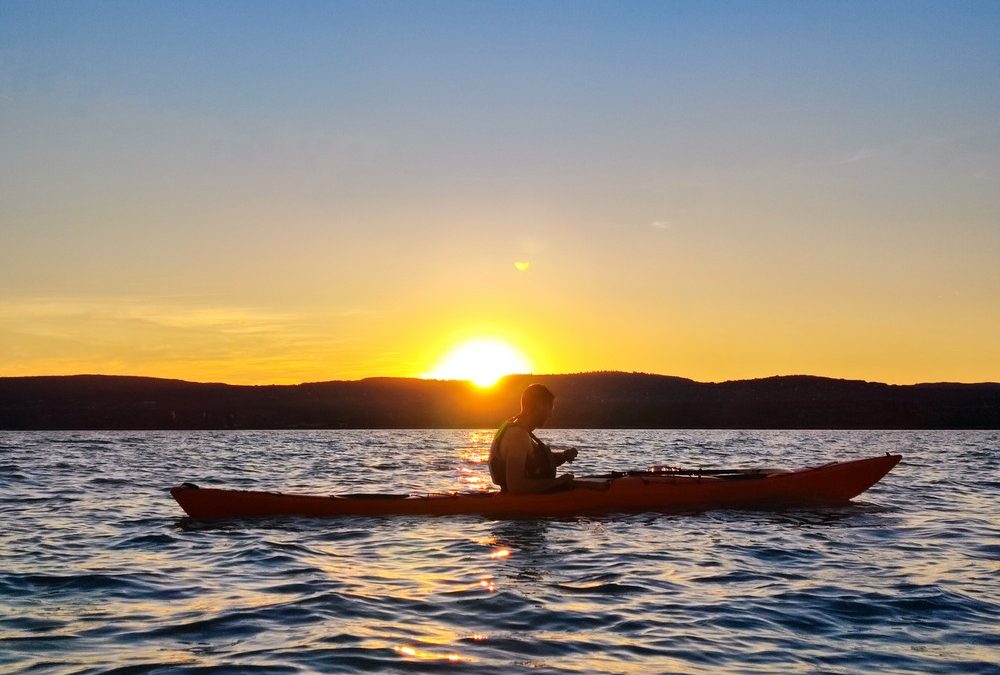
[489,423,562,494]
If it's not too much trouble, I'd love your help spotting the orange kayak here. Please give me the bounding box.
[170,453,901,519]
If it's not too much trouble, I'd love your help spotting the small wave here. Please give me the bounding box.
[44,438,116,445]
[109,532,178,550]
[89,476,133,487]
[553,580,649,596]
[0,572,159,598]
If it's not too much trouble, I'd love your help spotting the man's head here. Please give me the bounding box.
[519,383,555,429]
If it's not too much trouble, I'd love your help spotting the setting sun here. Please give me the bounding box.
[424,339,533,387]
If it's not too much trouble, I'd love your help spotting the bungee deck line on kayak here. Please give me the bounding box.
[170,453,902,519]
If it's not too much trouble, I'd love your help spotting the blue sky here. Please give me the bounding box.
[2,1,998,383]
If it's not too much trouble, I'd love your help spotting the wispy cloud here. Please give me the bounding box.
[834,148,883,165]
[833,135,953,166]
[0,295,379,383]
[0,297,293,335]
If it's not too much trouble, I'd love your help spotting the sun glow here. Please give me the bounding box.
[424,338,532,387]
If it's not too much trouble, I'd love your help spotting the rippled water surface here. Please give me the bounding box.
[2,430,998,673]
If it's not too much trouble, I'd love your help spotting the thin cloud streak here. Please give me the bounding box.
[0,296,381,383]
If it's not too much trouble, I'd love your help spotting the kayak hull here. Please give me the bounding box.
[170,454,901,519]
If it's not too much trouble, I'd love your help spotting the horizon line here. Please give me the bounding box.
[2,371,998,388]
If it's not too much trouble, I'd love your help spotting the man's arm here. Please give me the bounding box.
[505,429,574,494]
[552,447,578,467]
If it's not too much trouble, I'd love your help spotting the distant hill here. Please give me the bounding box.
[0,372,998,429]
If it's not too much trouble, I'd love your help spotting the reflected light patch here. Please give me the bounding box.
[395,645,465,662]
[462,474,490,492]
[424,338,532,387]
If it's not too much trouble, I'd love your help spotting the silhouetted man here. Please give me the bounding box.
[488,384,578,493]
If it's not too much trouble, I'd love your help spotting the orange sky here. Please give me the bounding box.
[2,3,999,385]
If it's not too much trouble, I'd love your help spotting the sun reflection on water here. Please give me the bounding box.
[457,430,494,491]
[394,644,466,663]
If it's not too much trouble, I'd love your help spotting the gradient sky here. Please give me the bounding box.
[2,1,998,384]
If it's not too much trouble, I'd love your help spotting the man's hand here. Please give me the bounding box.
[562,448,578,463]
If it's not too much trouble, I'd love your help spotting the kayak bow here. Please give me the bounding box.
[170,453,901,519]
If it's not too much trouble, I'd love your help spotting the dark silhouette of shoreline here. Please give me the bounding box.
[1,372,997,430]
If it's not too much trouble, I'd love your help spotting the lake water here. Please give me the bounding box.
[1,430,998,673]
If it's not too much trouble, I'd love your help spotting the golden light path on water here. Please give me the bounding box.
[383,432,631,667]
[320,431,501,666]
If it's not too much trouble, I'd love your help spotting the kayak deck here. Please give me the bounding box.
[170,453,901,519]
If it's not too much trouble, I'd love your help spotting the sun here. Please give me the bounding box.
[424,338,533,387]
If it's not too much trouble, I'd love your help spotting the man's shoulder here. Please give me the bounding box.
[500,425,531,444]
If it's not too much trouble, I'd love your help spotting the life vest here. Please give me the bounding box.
[488,419,556,491]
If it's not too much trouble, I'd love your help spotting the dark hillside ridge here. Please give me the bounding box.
[0,372,998,429]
